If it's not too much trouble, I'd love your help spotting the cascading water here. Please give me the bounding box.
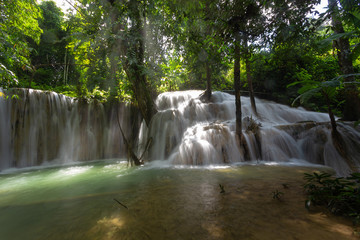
[140,90,360,176]
[1,89,359,240]
[1,89,359,176]
[0,89,138,170]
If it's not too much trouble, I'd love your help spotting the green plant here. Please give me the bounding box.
[89,86,110,102]
[304,172,360,224]
[272,189,283,200]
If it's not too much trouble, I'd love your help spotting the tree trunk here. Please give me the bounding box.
[328,0,360,121]
[116,106,142,166]
[205,62,212,101]
[244,35,257,116]
[245,55,257,116]
[112,0,157,126]
[234,39,242,143]
[64,48,67,85]
[200,62,212,102]
[204,2,212,102]
[246,60,257,115]
[324,91,338,137]
[124,54,157,126]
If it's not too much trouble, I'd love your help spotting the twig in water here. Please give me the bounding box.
[113,198,128,209]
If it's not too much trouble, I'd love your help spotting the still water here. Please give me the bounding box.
[0,160,357,239]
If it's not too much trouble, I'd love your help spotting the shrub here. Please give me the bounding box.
[304,172,360,224]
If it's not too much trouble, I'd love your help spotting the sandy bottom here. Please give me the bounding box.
[0,164,358,240]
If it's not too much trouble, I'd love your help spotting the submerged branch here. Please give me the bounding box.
[116,107,143,166]
[113,198,128,209]
[115,105,153,166]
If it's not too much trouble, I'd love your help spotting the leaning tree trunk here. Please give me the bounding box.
[323,91,356,171]
[200,61,212,102]
[323,91,339,138]
[234,39,242,143]
[245,55,257,116]
[329,0,360,121]
[205,62,212,101]
[244,35,257,116]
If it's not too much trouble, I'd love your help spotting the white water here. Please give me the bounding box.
[1,89,359,176]
[0,89,135,170]
[140,90,360,176]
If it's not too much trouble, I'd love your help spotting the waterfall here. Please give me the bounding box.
[1,89,359,176]
[140,90,360,176]
[0,89,138,170]
[0,89,11,170]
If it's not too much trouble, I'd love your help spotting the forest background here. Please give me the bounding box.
[1,0,359,123]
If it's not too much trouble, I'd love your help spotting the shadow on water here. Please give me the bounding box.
[0,160,357,240]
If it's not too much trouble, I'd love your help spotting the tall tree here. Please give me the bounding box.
[109,0,157,125]
[328,0,360,121]
[234,37,242,141]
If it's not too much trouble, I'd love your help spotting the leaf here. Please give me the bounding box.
[332,73,360,81]
[320,79,341,88]
[317,32,356,49]
[292,87,321,105]
[298,84,319,94]
[287,81,302,88]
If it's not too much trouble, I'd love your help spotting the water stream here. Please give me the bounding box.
[139,91,360,176]
[0,160,357,240]
[0,89,359,239]
[1,89,359,175]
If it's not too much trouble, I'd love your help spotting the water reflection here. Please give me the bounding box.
[0,161,356,240]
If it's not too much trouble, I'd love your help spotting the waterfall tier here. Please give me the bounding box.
[1,89,359,176]
[0,89,140,170]
[140,91,360,176]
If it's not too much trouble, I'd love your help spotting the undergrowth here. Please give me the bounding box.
[304,172,360,225]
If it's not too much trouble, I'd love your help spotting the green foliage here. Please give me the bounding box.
[250,42,340,108]
[304,172,360,224]
[1,0,349,116]
[52,85,78,98]
[289,78,342,106]
[28,1,78,87]
[0,63,18,88]
[157,54,187,92]
[289,73,360,118]
[88,86,110,102]
[0,0,42,88]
